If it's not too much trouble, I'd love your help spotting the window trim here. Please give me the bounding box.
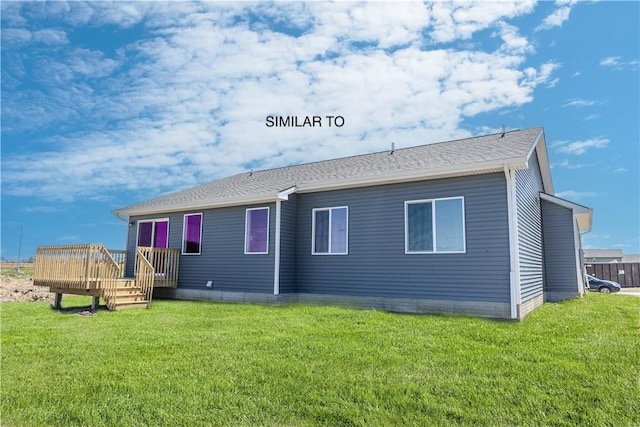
[311,206,349,255]
[244,207,270,255]
[404,197,466,254]
[181,213,203,255]
[136,218,170,248]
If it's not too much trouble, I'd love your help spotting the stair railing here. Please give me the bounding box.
[96,246,123,310]
[136,248,156,305]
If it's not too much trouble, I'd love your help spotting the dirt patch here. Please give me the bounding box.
[0,276,54,303]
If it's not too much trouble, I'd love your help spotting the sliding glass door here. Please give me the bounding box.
[136,219,169,275]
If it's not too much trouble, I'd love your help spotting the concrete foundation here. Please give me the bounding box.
[154,288,512,319]
[517,294,544,319]
[545,291,581,303]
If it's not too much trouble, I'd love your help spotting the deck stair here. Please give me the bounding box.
[105,278,150,310]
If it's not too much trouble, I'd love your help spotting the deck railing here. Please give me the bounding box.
[34,244,123,289]
[109,250,127,276]
[137,247,180,287]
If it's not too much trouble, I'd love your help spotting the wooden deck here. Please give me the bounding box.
[33,245,179,310]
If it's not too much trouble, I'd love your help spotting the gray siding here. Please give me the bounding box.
[541,199,579,294]
[515,152,544,303]
[295,173,511,303]
[126,203,275,293]
[278,195,297,293]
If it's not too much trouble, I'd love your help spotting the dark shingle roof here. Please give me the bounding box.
[115,127,544,215]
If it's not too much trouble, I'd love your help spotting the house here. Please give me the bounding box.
[107,127,592,319]
[621,254,640,263]
[582,249,624,263]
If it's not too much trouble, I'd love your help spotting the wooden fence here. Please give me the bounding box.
[585,263,640,288]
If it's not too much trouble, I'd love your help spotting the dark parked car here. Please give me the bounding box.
[586,275,621,294]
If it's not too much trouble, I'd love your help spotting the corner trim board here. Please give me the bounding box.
[273,200,282,295]
[504,165,520,319]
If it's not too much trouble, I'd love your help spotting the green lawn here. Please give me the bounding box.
[1,295,638,426]
[1,265,34,279]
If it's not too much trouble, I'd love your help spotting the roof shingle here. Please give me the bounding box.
[115,127,543,215]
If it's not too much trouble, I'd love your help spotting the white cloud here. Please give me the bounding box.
[22,206,62,213]
[495,21,533,54]
[600,56,620,67]
[552,159,593,169]
[1,1,563,202]
[555,190,598,200]
[521,62,562,88]
[0,2,27,26]
[600,56,640,70]
[614,168,629,173]
[32,29,68,46]
[536,6,572,31]
[554,137,610,155]
[309,2,430,49]
[562,98,597,107]
[0,27,69,48]
[428,1,536,43]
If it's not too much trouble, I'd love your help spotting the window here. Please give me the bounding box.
[312,206,348,255]
[245,207,269,254]
[137,219,169,248]
[182,213,202,255]
[405,197,465,253]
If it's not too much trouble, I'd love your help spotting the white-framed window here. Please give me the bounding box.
[245,207,269,254]
[312,206,348,255]
[137,218,170,249]
[182,213,203,255]
[404,197,466,254]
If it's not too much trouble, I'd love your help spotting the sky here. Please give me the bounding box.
[1,0,639,260]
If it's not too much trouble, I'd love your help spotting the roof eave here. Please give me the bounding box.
[526,129,554,194]
[540,192,593,232]
[113,157,529,217]
[112,193,281,217]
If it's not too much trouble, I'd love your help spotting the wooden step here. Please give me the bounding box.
[114,293,147,303]
[113,300,150,310]
[116,278,137,287]
[115,286,144,295]
[105,278,150,310]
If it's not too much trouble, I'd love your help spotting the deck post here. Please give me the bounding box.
[53,293,62,310]
[91,296,100,311]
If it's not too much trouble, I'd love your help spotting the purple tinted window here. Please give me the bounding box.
[154,220,169,248]
[137,220,169,248]
[183,214,202,254]
[138,222,153,247]
[246,208,269,253]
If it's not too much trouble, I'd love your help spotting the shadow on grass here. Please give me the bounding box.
[49,303,108,316]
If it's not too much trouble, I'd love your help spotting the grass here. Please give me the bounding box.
[1,295,638,426]
[0,265,34,279]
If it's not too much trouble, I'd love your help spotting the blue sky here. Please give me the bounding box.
[1,1,639,260]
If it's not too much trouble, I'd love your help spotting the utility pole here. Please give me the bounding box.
[16,226,23,273]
